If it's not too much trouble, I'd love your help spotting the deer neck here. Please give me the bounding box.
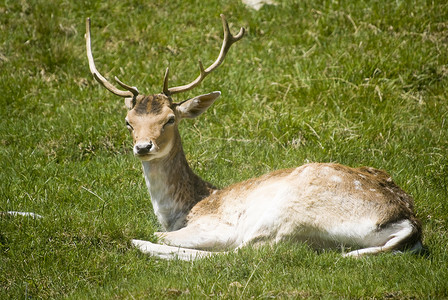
[141,130,216,231]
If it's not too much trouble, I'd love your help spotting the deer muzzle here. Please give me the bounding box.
[134,141,158,156]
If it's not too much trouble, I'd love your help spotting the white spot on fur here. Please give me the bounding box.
[353,180,363,190]
[321,166,333,176]
[386,187,395,194]
[330,175,343,183]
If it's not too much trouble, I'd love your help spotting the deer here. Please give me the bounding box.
[85,15,423,261]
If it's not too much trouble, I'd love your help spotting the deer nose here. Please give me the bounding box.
[134,142,153,155]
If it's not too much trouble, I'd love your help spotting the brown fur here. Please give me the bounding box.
[134,95,170,115]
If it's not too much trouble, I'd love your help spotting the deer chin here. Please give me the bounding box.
[135,153,154,162]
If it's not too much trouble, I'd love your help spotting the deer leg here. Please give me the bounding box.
[131,239,216,261]
[343,219,421,257]
[132,222,234,260]
[154,222,236,251]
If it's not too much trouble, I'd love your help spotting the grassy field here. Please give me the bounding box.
[1,0,448,298]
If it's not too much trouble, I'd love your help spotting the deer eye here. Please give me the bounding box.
[165,116,175,126]
[125,119,133,130]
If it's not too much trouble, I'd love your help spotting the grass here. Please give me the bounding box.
[1,0,448,298]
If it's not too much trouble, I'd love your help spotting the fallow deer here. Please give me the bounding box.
[85,15,423,260]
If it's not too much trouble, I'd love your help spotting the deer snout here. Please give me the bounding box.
[134,141,156,156]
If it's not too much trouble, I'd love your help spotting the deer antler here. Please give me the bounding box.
[163,14,245,96]
[85,18,139,98]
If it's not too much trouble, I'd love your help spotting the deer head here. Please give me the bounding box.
[86,15,245,161]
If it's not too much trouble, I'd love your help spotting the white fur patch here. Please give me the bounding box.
[330,175,343,183]
[327,218,377,244]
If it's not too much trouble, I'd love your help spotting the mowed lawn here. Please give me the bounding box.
[1,0,447,298]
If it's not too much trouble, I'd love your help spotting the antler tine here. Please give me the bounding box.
[164,14,245,96]
[85,18,138,98]
[162,67,170,96]
[114,76,139,97]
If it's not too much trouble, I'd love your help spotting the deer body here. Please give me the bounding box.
[136,95,421,257]
[86,16,422,260]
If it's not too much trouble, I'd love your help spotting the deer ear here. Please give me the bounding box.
[176,91,221,119]
[124,97,133,110]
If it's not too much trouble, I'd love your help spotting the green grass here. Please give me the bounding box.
[1,0,447,298]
